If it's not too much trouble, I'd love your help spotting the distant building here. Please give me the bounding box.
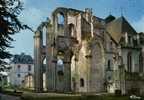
[9,53,34,88]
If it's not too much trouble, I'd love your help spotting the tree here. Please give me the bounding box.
[0,0,30,65]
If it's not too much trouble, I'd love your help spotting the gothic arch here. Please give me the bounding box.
[57,12,64,25]
[80,78,84,87]
[127,51,132,72]
[52,8,68,36]
[107,60,111,70]
[52,7,68,17]
[68,23,76,38]
[35,21,49,47]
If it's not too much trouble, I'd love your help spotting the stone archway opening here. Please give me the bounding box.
[80,78,84,87]
[57,12,64,26]
[55,49,74,92]
[68,23,76,38]
[57,51,65,81]
[42,27,47,46]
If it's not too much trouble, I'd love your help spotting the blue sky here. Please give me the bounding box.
[9,0,144,57]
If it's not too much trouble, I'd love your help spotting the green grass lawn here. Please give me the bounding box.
[1,87,143,100]
[21,94,133,100]
[102,95,129,100]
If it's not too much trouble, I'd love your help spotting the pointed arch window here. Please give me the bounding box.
[107,60,111,70]
[69,23,76,38]
[127,52,132,72]
[80,78,84,87]
[139,52,143,73]
[57,12,64,26]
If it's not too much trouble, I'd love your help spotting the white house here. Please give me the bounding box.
[9,53,34,88]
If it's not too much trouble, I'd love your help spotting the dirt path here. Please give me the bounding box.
[0,93,21,100]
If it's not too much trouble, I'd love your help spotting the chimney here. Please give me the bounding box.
[84,8,92,22]
[85,8,92,15]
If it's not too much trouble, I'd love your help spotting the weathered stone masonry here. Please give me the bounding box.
[34,7,144,94]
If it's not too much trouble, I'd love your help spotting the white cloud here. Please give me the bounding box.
[132,16,144,32]
[20,7,47,30]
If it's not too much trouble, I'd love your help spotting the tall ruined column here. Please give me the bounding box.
[46,25,56,91]
[56,50,72,92]
[64,60,72,92]
[64,13,68,36]
[34,30,43,92]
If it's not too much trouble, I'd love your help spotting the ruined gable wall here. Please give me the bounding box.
[76,40,90,92]
[89,38,105,92]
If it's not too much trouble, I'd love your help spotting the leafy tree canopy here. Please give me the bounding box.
[0,0,29,64]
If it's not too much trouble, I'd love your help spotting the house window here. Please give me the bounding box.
[108,76,111,80]
[28,65,31,71]
[128,36,131,44]
[110,40,113,51]
[80,78,84,87]
[17,65,21,72]
[133,38,138,46]
[17,74,21,78]
[108,60,111,70]
[17,65,21,69]
[127,52,132,72]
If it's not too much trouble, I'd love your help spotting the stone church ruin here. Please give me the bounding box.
[34,7,144,95]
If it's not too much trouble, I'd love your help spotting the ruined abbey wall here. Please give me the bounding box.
[34,7,144,95]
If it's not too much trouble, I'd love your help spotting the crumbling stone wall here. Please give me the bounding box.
[35,7,144,94]
[34,7,107,93]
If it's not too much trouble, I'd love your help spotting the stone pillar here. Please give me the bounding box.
[53,15,58,36]
[34,30,43,92]
[63,52,72,92]
[64,13,68,37]
[46,26,56,91]
[64,61,71,92]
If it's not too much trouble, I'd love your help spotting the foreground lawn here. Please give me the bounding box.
[1,88,143,100]
[21,94,133,100]
[102,95,129,100]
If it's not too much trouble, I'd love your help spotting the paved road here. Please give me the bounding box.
[0,94,21,100]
